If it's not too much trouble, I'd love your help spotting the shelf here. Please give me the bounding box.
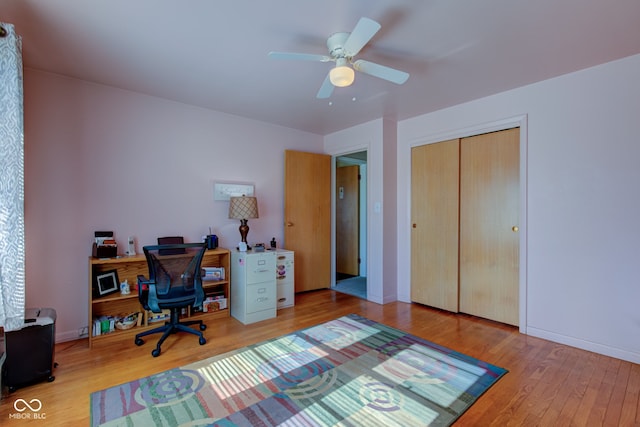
[90,254,146,265]
[93,292,139,303]
[202,280,228,287]
[88,247,231,348]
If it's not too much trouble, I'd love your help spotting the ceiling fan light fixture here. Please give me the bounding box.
[330,64,354,87]
[269,17,408,98]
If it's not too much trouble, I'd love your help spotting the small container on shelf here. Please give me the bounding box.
[202,297,227,312]
[202,266,225,281]
[115,312,141,330]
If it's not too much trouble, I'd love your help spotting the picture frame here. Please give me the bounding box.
[94,269,120,297]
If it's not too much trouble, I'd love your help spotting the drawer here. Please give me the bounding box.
[277,282,294,309]
[246,282,276,314]
[276,275,293,285]
[246,253,275,284]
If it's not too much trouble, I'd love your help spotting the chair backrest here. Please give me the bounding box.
[141,243,207,311]
[157,236,185,255]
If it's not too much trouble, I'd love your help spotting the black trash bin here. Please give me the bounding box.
[2,308,57,391]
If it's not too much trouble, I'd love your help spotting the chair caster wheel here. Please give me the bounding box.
[152,348,161,357]
[199,337,206,345]
[200,324,206,331]
[47,376,55,383]
[135,338,144,346]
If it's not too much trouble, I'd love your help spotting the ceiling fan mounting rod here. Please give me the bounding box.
[327,32,351,59]
[335,57,349,67]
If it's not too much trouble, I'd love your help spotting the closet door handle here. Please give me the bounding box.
[512,226,519,232]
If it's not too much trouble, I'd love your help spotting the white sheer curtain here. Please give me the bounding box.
[0,22,25,331]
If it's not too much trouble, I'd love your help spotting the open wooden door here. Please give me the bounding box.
[336,165,359,276]
[284,150,331,292]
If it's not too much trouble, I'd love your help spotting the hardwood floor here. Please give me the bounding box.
[1,290,638,426]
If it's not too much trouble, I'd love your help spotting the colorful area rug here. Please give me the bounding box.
[90,314,507,426]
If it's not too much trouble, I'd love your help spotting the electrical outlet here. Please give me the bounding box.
[78,326,89,338]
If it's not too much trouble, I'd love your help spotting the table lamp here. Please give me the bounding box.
[228,196,259,248]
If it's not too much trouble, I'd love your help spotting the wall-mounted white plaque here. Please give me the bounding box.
[214,182,255,201]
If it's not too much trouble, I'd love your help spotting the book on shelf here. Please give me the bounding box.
[93,312,142,335]
[147,309,171,323]
[93,315,116,336]
[202,266,225,281]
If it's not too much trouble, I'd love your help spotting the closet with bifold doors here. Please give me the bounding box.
[410,127,520,326]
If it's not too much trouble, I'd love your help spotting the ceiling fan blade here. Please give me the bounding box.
[352,59,409,84]
[268,51,332,62]
[343,17,381,57]
[316,73,335,99]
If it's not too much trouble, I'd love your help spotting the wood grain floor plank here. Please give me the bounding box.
[619,363,640,426]
[0,290,637,426]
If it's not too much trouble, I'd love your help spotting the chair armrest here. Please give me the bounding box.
[137,275,151,290]
[137,275,161,312]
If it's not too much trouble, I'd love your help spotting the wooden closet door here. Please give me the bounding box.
[459,128,520,325]
[411,140,460,312]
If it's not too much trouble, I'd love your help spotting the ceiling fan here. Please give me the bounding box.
[269,17,410,99]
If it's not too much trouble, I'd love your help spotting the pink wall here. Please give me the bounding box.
[23,69,323,341]
[397,53,640,364]
[324,119,399,305]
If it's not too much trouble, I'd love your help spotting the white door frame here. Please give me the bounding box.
[407,115,528,332]
[331,149,369,296]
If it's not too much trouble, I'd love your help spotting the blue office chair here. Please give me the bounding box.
[135,243,207,357]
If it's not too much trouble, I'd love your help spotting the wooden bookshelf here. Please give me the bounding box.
[88,248,230,348]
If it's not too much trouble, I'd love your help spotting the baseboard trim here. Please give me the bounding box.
[527,326,640,364]
[56,329,85,343]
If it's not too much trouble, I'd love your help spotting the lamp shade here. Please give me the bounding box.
[228,196,259,219]
[330,65,355,87]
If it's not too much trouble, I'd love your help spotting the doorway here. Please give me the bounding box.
[333,151,367,299]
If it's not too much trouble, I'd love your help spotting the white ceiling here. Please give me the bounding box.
[2,0,640,135]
